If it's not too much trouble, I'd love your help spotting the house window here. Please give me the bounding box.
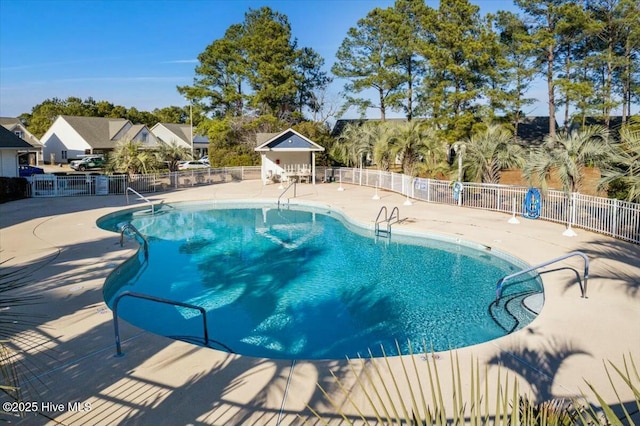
[61,151,68,160]
[141,132,148,143]
[14,131,23,138]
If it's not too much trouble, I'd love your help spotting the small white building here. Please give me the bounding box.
[255,128,325,185]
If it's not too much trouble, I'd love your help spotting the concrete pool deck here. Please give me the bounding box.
[1,180,639,425]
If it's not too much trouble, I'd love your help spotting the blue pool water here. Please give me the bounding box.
[99,202,542,360]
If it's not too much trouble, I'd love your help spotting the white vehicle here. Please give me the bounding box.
[178,160,209,170]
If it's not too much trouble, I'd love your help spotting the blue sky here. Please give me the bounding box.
[1,0,548,122]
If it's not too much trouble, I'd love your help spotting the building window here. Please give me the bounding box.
[61,151,68,160]
[141,132,148,143]
[14,131,23,138]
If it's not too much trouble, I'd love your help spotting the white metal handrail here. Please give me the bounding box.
[277,180,297,208]
[495,251,589,301]
[374,206,400,236]
[120,223,149,260]
[112,291,208,357]
[126,187,154,214]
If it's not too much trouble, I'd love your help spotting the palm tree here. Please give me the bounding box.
[107,140,159,176]
[388,121,449,178]
[363,122,395,171]
[155,141,192,172]
[331,122,365,167]
[524,125,612,193]
[463,124,525,184]
[600,125,640,202]
[332,121,387,169]
[0,258,40,417]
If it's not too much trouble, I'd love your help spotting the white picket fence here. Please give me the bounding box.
[27,166,639,244]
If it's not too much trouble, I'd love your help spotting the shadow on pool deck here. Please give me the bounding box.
[1,181,638,425]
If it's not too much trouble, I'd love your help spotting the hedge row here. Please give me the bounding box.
[0,177,29,203]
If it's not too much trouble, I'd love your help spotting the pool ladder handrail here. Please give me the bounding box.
[126,187,154,215]
[112,291,209,357]
[495,251,589,301]
[277,180,297,208]
[374,206,400,236]
[120,223,149,260]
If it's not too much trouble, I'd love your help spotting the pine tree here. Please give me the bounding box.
[332,7,405,120]
[418,0,490,142]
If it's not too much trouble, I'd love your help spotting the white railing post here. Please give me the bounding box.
[612,198,618,238]
[563,192,578,237]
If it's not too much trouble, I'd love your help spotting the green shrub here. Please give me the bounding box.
[0,177,29,203]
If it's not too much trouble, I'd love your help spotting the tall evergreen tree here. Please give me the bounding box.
[294,47,332,117]
[418,0,490,142]
[180,7,327,122]
[554,3,592,130]
[515,0,569,137]
[388,0,431,120]
[242,7,299,117]
[493,11,538,139]
[586,0,640,125]
[178,24,246,118]
[332,7,405,120]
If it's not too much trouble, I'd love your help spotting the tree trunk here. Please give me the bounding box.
[564,49,571,131]
[622,40,631,123]
[407,59,413,121]
[547,45,556,138]
[379,87,386,121]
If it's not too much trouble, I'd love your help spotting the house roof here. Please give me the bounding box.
[152,122,209,146]
[569,116,625,140]
[0,117,22,127]
[255,128,325,152]
[331,116,559,144]
[60,115,131,149]
[516,116,558,144]
[0,126,34,149]
[330,118,408,137]
[0,117,44,148]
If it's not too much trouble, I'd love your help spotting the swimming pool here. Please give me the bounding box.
[99,201,543,360]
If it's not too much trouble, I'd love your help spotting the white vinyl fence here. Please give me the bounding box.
[328,167,640,245]
[29,167,261,197]
[27,166,639,244]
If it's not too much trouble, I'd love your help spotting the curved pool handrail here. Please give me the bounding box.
[120,223,149,260]
[495,251,589,301]
[277,180,297,208]
[112,290,209,357]
[126,187,154,215]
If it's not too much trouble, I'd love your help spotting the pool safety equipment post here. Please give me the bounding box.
[453,141,466,206]
[508,197,520,224]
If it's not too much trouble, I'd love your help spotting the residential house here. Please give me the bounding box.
[569,116,628,141]
[332,116,559,145]
[0,126,34,177]
[150,122,209,159]
[0,117,45,165]
[515,116,559,145]
[41,115,159,164]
